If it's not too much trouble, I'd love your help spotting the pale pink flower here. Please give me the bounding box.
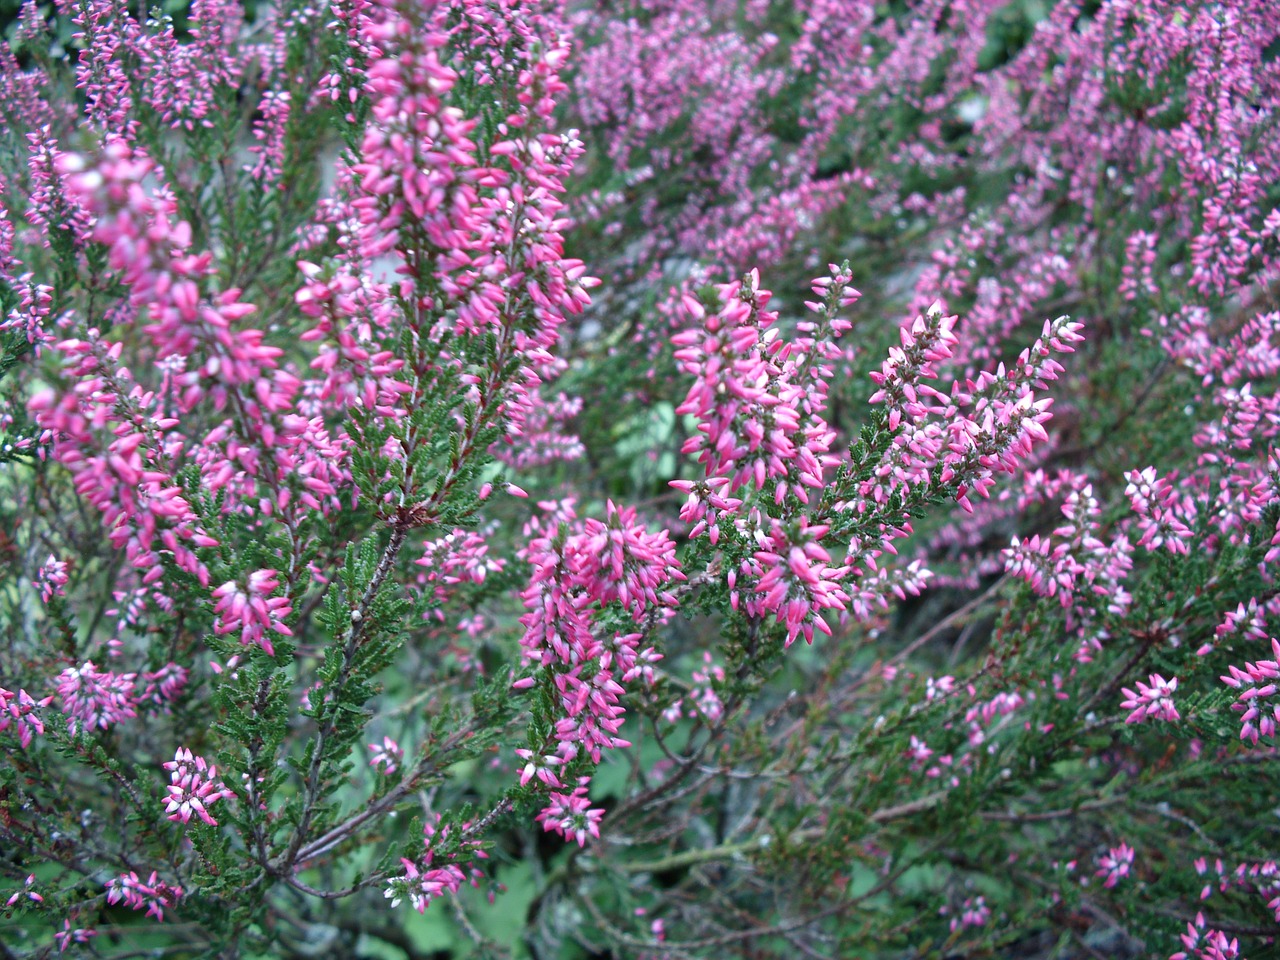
[368,736,403,775]
[1120,674,1180,724]
[36,554,69,602]
[1096,842,1135,888]
[162,747,234,826]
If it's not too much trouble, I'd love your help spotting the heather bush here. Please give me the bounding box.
[1,1,1279,958]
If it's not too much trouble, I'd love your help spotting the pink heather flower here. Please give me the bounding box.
[104,871,183,922]
[1194,857,1223,901]
[868,303,960,425]
[750,516,850,646]
[1171,911,1241,960]
[384,815,486,913]
[6,874,42,906]
[415,527,506,596]
[515,748,565,788]
[576,500,684,616]
[947,895,991,932]
[0,275,55,345]
[384,859,467,913]
[368,736,403,775]
[670,476,742,544]
[515,499,679,774]
[211,569,293,656]
[1186,856,1280,911]
[619,640,663,686]
[1096,842,1135,888]
[10,0,1280,945]
[246,89,291,184]
[139,663,190,708]
[1124,467,1196,554]
[0,687,54,749]
[907,735,934,770]
[1221,638,1280,744]
[54,918,97,952]
[54,661,138,735]
[925,675,956,701]
[1120,674,1180,724]
[662,698,685,725]
[687,651,726,723]
[673,270,842,501]
[1003,533,1084,605]
[1120,230,1159,302]
[162,747,234,826]
[1216,601,1269,645]
[36,554,69,602]
[209,655,242,679]
[536,778,605,847]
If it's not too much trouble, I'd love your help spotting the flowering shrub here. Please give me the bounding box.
[1,0,1279,957]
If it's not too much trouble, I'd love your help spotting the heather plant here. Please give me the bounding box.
[1,1,1279,959]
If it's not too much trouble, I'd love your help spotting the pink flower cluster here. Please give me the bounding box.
[104,870,184,922]
[138,663,190,708]
[6,874,42,906]
[53,918,97,952]
[1096,842,1135,889]
[211,569,293,657]
[663,651,726,725]
[162,747,234,826]
[0,274,54,347]
[1120,674,1180,725]
[1195,856,1280,924]
[35,554,68,602]
[414,528,506,611]
[28,357,212,592]
[943,895,991,933]
[672,269,841,500]
[368,736,403,775]
[384,815,486,914]
[1171,912,1243,960]
[1003,475,1134,661]
[897,677,1051,788]
[1221,638,1280,745]
[298,0,593,490]
[0,687,52,749]
[671,265,1080,647]
[4,0,1280,954]
[64,145,272,387]
[1125,468,1197,555]
[535,778,604,847]
[515,498,677,840]
[54,661,137,735]
[670,269,854,644]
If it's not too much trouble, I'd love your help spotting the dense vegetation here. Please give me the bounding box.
[2,1,1279,957]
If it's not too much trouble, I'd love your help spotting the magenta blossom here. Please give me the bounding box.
[162,747,234,826]
[1120,674,1180,725]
